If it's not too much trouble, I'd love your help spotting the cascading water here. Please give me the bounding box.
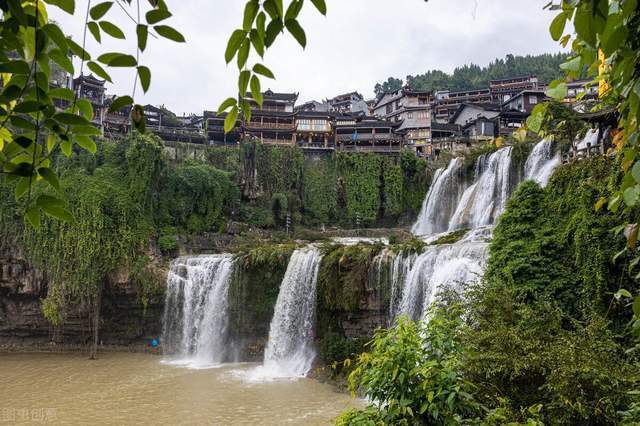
[448,147,513,231]
[576,128,599,150]
[371,249,416,324]
[261,247,322,378]
[411,157,464,236]
[397,228,491,321]
[162,255,235,367]
[524,138,561,187]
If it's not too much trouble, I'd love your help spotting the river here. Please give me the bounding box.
[0,352,360,425]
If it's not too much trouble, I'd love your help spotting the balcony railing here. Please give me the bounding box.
[338,145,402,153]
[246,121,294,130]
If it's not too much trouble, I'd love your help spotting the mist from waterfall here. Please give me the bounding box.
[162,255,235,368]
[259,246,322,379]
[524,138,561,187]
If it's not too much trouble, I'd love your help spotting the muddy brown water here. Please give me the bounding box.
[0,352,361,425]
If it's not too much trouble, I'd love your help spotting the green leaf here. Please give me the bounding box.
[250,75,262,106]
[560,56,582,73]
[49,87,75,101]
[87,61,112,82]
[250,29,265,57]
[108,54,138,67]
[76,99,94,120]
[256,12,266,39]
[217,97,237,115]
[574,6,597,46]
[237,39,250,69]
[549,12,566,41]
[137,24,149,52]
[25,206,41,229]
[225,29,247,64]
[75,135,97,153]
[37,195,73,222]
[37,167,60,191]
[631,161,640,184]
[42,24,68,49]
[238,70,251,96]
[615,289,633,300]
[526,103,547,133]
[43,0,75,14]
[137,66,151,93]
[240,98,251,122]
[146,8,172,24]
[14,177,30,200]
[545,80,568,100]
[253,63,275,79]
[14,101,43,113]
[99,21,125,39]
[285,0,303,21]
[49,50,74,74]
[310,0,327,15]
[623,186,640,207]
[224,106,238,133]
[633,296,640,316]
[67,38,91,60]
[60,139,72,156]
[154,25,186,43]
[90,1,113,20]
[9,116,37,130]
[265,19,284,47]
[53,112,90,126]
[108,95,133,113]
[285,19,306,48]
[243,0,259,31]
[0,60,30,74]
[87,21,101,42]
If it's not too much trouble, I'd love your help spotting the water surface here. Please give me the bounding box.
[0,352,359,425]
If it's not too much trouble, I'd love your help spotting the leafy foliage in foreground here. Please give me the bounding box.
[339,158,640,425]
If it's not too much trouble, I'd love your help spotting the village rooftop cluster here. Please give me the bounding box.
[72,73,598,158]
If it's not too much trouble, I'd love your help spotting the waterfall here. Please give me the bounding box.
[448,147,513,231]
[261,247,322,378]
[162,255,235,367]
[411,157,464,236]
[524,138,561,187]
[370,249,416,324]
[576,128,599,150]
[397,228,490,321]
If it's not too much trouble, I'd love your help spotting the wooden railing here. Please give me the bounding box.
[245,121,294,130]
[562,143,606,164]
[338,145,402,153]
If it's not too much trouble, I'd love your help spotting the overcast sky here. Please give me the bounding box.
[50,0,564,116]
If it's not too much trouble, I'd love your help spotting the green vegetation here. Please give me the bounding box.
[339,157,640,425]
[0,134,238,354]
[375,53,572,97]
[0,0,184,233]
[205,141,433,229]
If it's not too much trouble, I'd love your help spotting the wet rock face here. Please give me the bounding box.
[0,248,50,343]
[0,248,46,297]
[0,248,165,347]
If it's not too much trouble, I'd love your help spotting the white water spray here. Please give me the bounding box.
[162,255,234,367]
[524,138,561,187]
[260,247,322,378]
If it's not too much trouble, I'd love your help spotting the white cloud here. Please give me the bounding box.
[50,0,563,115]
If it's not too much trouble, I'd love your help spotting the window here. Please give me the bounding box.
[386,104,393,115]
[529,95,538,104]
[407,112,414,119]
[418,111,429,119]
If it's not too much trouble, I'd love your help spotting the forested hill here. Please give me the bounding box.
[374,52,570,97]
